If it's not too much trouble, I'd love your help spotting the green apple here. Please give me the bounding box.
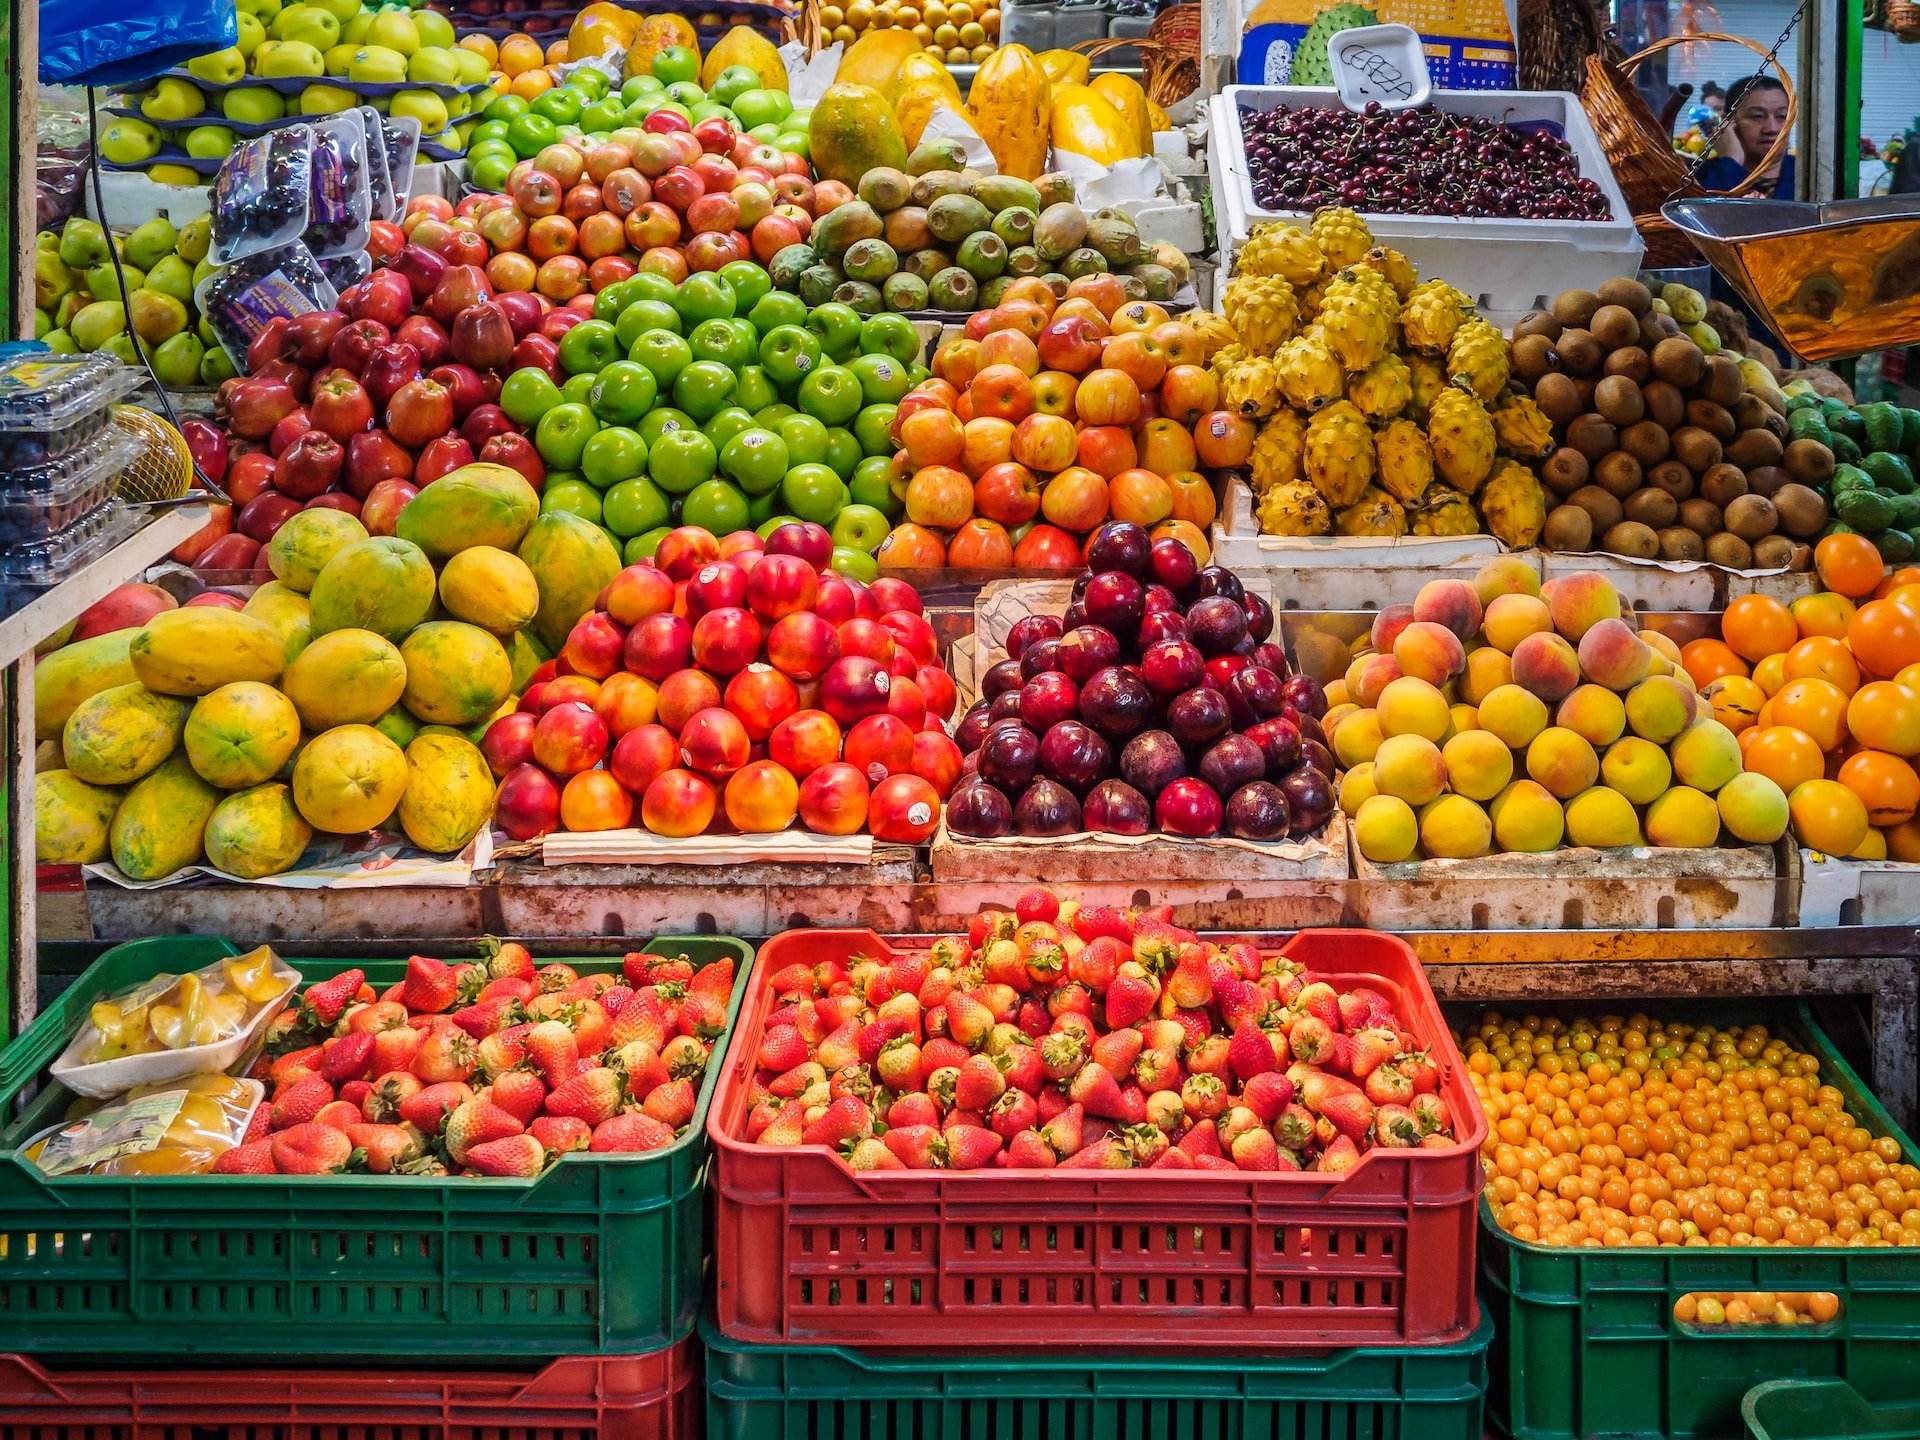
[272,5,340,50]
[466,147,512,191]
[451,47,489,85]
[651,45,697,83]
[445,91,471,120]
[311,0,359,21]
[151,332,205,387]
[222,86,285,123]
[200,346,237,384]
[390,89,448,132]
[347,44,407,82]
[413,9,454,47]
[69,299,127,352]
[364,10,421,55]
[187,47,247,85]
[124,218,178,271]
[407,46,459,83]
[255,39,325,76]
[665,80,705,106]
[731,87,792,129]
[183,123,235,161]
[57,216,112,270]
[300,82,359,114]
[708,64,759,106]
[830,503,890,553]
[232,11,266,55]
[140,77,206,122]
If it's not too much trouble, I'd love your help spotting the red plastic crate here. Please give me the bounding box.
[709,927,1485,1350]
[0,1337,697,1439]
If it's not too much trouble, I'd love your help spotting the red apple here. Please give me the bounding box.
[386,377,455,448]
[427,363,485,419]
[497,290,543,339]
[429,264,493,325]
[495,763,562,840]
[460,403,516,451]
[344,428,414,497]
[268,408,312,458]
[306,491,361,518]
[310,370,378,440]
[288,310,347,367]
[237,491,303,543]
[479,432,545,489]
[225,378,298,440]
[360,477,418,535]
[393,243,449,302]
[509,333,560,381]
[192,534,261,573]
[70,582,176,642]
[275,430,345,498]
[451,301,515,371]
[225,451,277,505]
[395,314,451,369]
[246,316,296,371]
[355,268,414,329]
[328,318,390,374]
[415,434,474,484]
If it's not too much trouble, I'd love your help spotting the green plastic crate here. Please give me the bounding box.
[0,932,753,1359]
[1743,1379,1920,1440]
[702,1310,1492,1440]
[1481,1003,1920,1440]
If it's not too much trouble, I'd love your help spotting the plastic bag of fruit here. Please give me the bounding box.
[50,946,300,1098]
[303,110,372,261]
[22,1074,264,1176]
[210,125,315,267]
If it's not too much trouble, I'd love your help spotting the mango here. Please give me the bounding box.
[282,628,408,729]
[394,463,539,561]
[438,546,539,634]
[399,621,513,725]
[292,723,407,833]
[184,681,302,788]
[63,682,191,785]
[266,507,367,592]
[204,782,313,878]
[308,536,436,641]
[35,770,122,863]
[243,580,313,665]
[397,732,494,852]
[518,511,621,652]
[34,629,138,740]
[110,754,221,880]
[130,608,285,695]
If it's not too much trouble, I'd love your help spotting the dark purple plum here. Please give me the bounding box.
[1280,673,1328,719]
[947,778,1013,837]
[1018,672,1079,732]
[1244,592,1275,643]
[1155,776,1224,837]
[1119,728,1186,798]
[1039,720,1111,791]
[1062,602,1088,631]
[1082,570,1145,635]
[1057,624,1120,683]
[1251,641,1289,676]
[1077,665,1155,739]
[1225,664,1288,728]
[1019,636,1063,680]
[1142,583,1178,614]
[955,701,993,753]
[1006,613,1063,660]
[1084,778,1152,834]
[1243,716,1303,776]
[988,690,1024,722]
[1186,596,1249,656]
[1015,777,1083,836]
[1296,712,1326,748]
[1193,565,1245,605]
[1301,738,1335,776]
[1197,734,1266,796]
[1138,610,1187,648]
[1149,537,1198,596]
[1165,686,1231,746]
[1226,781,1292,840]
[1280,765,1333,836]
[1084,521,1151,577]
[1141,638,1204,697]
[978,723,1040,790]
[981,657,1024,699]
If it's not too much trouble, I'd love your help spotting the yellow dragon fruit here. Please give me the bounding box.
[1234,220,1325,288]
[1427,387,1496,494]
[1358,244,1418,299]
[1188,309,1238,360]
[1304,400,1376,507]
[1276,333,1344,411]
[1335,486,1408,536]
[1309,206,1372,270]
[1257,479,1332,536]
[1220,354,1282,419]
[1374,417,1435,502]
[1222,275,1301,355]
[1333,264,1400,322]
[1478,459,1549,547]
[1400,279,1472,353]
[1447,317,1511,402]
[1315,281,1394,373]
[1409,483,1481,536]
[1249,410,1307,492]
[1347,354,1412,420]
[1405,355,1448,420]
[1491,392,1555,460]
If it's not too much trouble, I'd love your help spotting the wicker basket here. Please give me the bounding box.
[1581,30,1796,266]
[1072,4,1201,105]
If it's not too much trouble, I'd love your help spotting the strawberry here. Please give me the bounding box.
[318,1031,375,1084]
[1152,1145,1193,1169]
[213,1139,277,1174]
[968,908,1016,948]
[1177,1116,1222,1158]
[953,1053,1005,1110]
[802,1095,872,1148]
[1067,935,1125,992]
[875,1037,923,1090]
[942,1124,1003,1170]
[488,1069,548,1124]
[1317,1135,1361,1173]
[269,1075,334,1131]
[1133,1049,1180,1093]
[545,1067,625,1126]
[1229,1127,1279,1170]
[996,1042,1043,1094]
[661,1036,710,1079]
[370,1025,422,1074]
[475,1024,532,1080]
[757,1102,809,1147]
[590,1112,675,1152]
[1040,1030,1087,1081]
[1002,1130,1057,1168]
[313,1100,363,1131]
[988,1088,1039,1139]
[345,1000,410,1034]
[846,1136,906,1170]
[1186,1033,1231,1077]
[482,939,536,980]
[942,993,994,1049]
[688,957,734,998]
[677,991,727,1040]
[525,1020,581,1087]
[1060,1136,1133,1169]
[271,1122,354,1175]
[855,1016,911,1065]
[599,985,634,1017]
[1228,1024,1277,1081]
[610,990,670,1052]
[755,1024,808,1073]
[1275,1103,1316,1151]
[452,996,523,1040]
[1213,976,1264,1031]
[1412,1093,1450,1136]
[1364,1063,1415,1107]
[412,1026,477,1083]
[1287,1014,1335,1065]
[1336,992,1373,1032]
[882,1124,945,1168]
[1242,1071,1295,1122]
[1090,1028,1143,1076]
[397,1078,472,1132]
[444,1099,525,1165]
[243,1101,271,1142]
[640,1078,696,1127]
[1315,1085,1375,1143]
[768,1060,825,1098]
[1070,904,1132,943]
[1046,980,1093,1019]
[1130,922,1183,976]
[530,1115,592,1154]
[397,955,459,1014]
[1292,981,1341,1031]
[816,1019,861,1072]
[1374,1104,1421,1147]
[346,1123,422,1173]
[1103,963,1157,1029]
[1015,886,1059,924]
[1402,1050,1442,1094]
[465,1134,547,1177]
[1039,1102,1084,1157]
[920,1036,969,1074]
[623,953,690,987]
[887,1092,939,1129]
[536,962,580,992]
[300,969,365,1028]
[1068,1062,1127,1119]
[767,962,815,996]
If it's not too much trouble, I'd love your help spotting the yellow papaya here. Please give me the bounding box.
[36,770,122,864]
[184,681,302,789]
[1036,48,1090,86]
[293,724,407,834]
[836,30,925,99]
[810,83,909,186]
[34,629,138,741]
[703,24,786,91]
[204,782,312,879]
[394,463,539,562]
[399,621,514,726]
[397,732,495,853]
[110,754,221,881]
[967,45,1052,180]
[129,608,285,696]
[1146,97,1171,132]
[518,511,622,653]
[897,78,960,150]
[1090,72,1154,154]
[243,581,313,666]
[63,683,191,786]
[1049,83,1140,165]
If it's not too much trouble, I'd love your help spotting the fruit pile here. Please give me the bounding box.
[481,522,961,841]
[815,0,1001,66]
[1225,211,1548,544]
[36,216,234,386]
[35,466,605,880]
[950,522,1335,841]
[1680,539,1920,861]
[217,942,732,1174]
[1332,560,1792,861]
[877,291,1226,571]
[1782,394,1920,564]
[1459,1007,1920,1248]
[741,892,1462,1170]
[1238,103,1611,221]
[1673,1291,1842,1327]
[1517,280,1830,569]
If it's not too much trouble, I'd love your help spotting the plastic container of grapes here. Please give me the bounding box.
[1211,86,1645,316]
[0,353,146,473]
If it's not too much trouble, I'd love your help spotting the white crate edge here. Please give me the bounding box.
[1797,850,1920,926]
[1211,474,1507,571]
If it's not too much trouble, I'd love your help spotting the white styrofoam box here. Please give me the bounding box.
[88,169,211,226]
[1130,198,1206,253]
[1209,88,1644,314]
[1797,853,1920,926]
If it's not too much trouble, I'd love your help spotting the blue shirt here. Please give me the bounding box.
[1695,153,1796,199]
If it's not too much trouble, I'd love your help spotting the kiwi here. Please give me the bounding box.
[1772,482,1828,536]
[1698,462,1748,507]
[1788,542,1816,572]
[1783,438,1837,484]
[1700,354,1744,408]
[1648,459,1696,502]
[1570,484,1625,534]
[1723,493,1779,541]
[1624,487,1679,529]
[1651,336,1706,387]
[1566,414,1620,462]
[1597,276,1654,315]
[1604,521,1660,559]
[1622,420,1673,467]
[1603,346,1653,384]
[1534,372,1582,425]
[1752,534,1798,570]
[1513,310,1563,341]
[1639,311,1681,347]
[1572,377,1598,411]
[1642,380,1686,430]
[1593,375,1647,426]
[1725,428,1785,470]
[1590,304,1641,350]
[1680,497,1724,537]
[1551,289,1600,327]
[1659,526,1706,562]
[1544,503,1594,552]
[1556,329,1603,376]
[1705,532,1754,569]
[1594,450,1645,499]
[1731,394,1774,433]
[1685,399,1738,441]
[1542,446,1590,494]
[1673,426,1725,474]
[1511,333,1559,384]
[1746,465,1789,497]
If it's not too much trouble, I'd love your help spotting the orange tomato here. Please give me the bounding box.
[1788,778,1871,854]
[1721,594,1798,664]
[1849,598,1920,679]
[1770,677,1850,751]
[1753,651,1787,696]
[1681,637,1750,688]
[1876,565,1920,598]
[1897,663,1920,691]
[1703,675,1766,733]
[1790,591,1856,640]
[1742,725,1826,792]
[1837,751,1920,827]
[1815,533,1887,599]
[1886,816,1920,861]
[1782,635,1861,695]
[1847,681,1920,756]
[1852,826,1889,859]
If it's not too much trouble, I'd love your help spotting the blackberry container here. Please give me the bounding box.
[0,353,145,472]
[0,421,141,547]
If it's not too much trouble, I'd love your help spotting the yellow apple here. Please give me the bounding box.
[389,88,448,132]
[299,81,359,114]
[99,117,163,164]
[407,46,460,84]
[186,46,246,85]
[412,9,455,48]
[363,10,421,55]
[140,77,207,122]
[222,85,285,122]
[235,12,266,54]
[254,39,325,77]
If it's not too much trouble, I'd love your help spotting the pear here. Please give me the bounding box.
[145,254,196,306]
[151,333,206,387]
[103,333,140,365]
[197,314,220,348]
[34,249,74,310]
[69,299,127,352]
[55,293,86,328]
[192,256,218,290]
[32,307,51,339]
[200,346,238,385]
[85,260,142,299]
[125,217,179,271]
[186,46,246,85]
[44,329,79,354]
[140,77,206,122]
[129,289,189,346]
[57,216,111,270]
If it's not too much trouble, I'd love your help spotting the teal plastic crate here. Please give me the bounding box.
[1481,1003,1920,1440]
[1743,1379,1920,1440]
[702,1310,1492,1440]
[0,933,752,1359]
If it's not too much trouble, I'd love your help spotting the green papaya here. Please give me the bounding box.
[1894,492,1920,530]
[1829,464,1873,494]
[516,511,621,652]
[1859,401,1905,453]
[1862,452,1917,494]
[1901,406,1920,453]
[1834,487,1897,533]
[1832,433,1863,466]
[1878,528,1917,563]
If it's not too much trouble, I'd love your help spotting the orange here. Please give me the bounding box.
[498,33,544,74]
[1721,594,1798,664]
[1848,598,1920,679]
[1790,591,1856,640]
[1782,635,1861,695]
[1847,681,1920,756]
[1838,751,1920,827]
[457,33,498,64]
[1681,637,1749,688]
[1702,675,1766,733]
[1753,652,1787,696]
[1815,533,1887,599]
[1789,778,1871,854]
[509,68,554,99]
[1770,677,1850,751]
[1742,725,1826,792]
[1886,816,1920,861]
[545,38,570,62]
